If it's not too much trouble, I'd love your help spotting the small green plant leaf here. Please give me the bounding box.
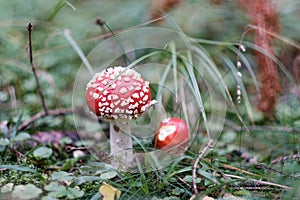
[12,132,31,141]
[72,176,103,186]
[33,146,53,159]
[171,187,184,195]
[59,137,73,145]
[47,191,67,198]
[100,171,118,180]
[1,183,14,193]
[44,182,66,192]
[41,196,57,200]
[183,175,201,183]
[0,138,10,146]
[66,187,84,199]
[51,171,74,182]
[12,184,42,200]
[60,158,78,171]
[198,169,219,185]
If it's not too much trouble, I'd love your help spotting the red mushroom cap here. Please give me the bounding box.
[86,66,152,120]
[154,118,189,150]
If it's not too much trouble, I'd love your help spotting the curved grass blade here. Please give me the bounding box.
[48,0,76,21]
[63,29,94,75]
[243,41,297,86]
[156,60,172,107]
[169,42,179,103]
[179,51,210,138]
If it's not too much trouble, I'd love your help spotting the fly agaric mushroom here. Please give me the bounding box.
[86,66,156,170]
[154,118,189,150]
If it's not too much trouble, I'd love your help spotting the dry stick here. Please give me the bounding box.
[8,86,17,110]
[192,139,214,195]
[177,176,193,191]
[224,173,291,190]
[271,154,300,164]
[17,108,74,131]
[26,23,48,115]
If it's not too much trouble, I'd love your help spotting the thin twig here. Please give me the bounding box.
[8,86,17,110]
[26,23,48,115]
[224,173,291,190]
[192,139,214,195]
[271,154,300,164]
[176,176,193,191]
[18,108,75,131]
[220,163,258,177]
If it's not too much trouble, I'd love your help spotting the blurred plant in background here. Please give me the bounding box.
[0,0,300,199]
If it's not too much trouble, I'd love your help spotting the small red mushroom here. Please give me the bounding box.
[154,118,189,150]
[86,66,156,170]
[86,66,152,119]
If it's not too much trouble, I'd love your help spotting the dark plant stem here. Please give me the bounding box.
[94,17,129,66]
[27,23,48,115]
[95,17,108,39]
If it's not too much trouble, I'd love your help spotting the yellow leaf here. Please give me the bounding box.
[99,182,121,200]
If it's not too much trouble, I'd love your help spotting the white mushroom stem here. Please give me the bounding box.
[109,118,134,170]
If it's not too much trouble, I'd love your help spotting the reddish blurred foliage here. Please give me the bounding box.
[293,55,300,84]
[210,0,223,5]
[239,0,281,118]
[149,0,183,23]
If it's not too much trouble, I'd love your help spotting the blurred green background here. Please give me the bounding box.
[1,1,300,199]
[1,0,299,120]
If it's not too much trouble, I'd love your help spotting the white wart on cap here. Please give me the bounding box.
[86,66,152,120]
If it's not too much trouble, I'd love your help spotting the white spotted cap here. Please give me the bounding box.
[86,66,152,120]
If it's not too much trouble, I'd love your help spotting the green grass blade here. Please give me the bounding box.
[11,113,23,140]
[243,41,297,86]
[156,60,172,107]
[63,29,94,75]
[180,51,210,138]
[169,42,179,103]
[48,0,76,21]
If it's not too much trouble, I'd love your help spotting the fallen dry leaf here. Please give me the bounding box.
[99,182,121,200]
